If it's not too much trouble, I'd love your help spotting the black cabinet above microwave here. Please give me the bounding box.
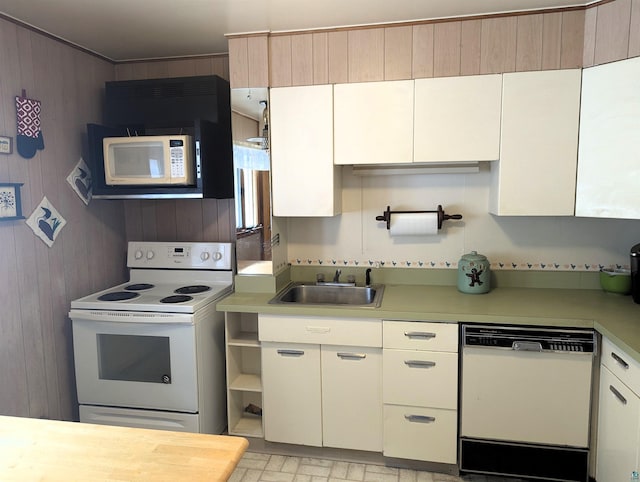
[87,75,233,200]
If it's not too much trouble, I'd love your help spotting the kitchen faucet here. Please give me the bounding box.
[333,269,341,283]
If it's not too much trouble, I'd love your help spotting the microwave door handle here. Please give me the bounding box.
[195,140,202,178]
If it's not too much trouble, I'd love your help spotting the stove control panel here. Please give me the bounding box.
[127,242,234,270]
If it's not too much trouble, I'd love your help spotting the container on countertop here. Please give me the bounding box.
[457,251,491,294]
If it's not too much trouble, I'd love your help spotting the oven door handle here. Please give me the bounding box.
[512,341,543,352]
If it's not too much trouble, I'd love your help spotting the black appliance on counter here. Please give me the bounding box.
[87,75,233,200]
[632,243,640,304]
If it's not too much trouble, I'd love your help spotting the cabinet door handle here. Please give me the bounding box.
[609,384,628,405]
[306,326,331,334]
[404,414,436,424]
[277,349,304,357]
[404,360,436,368]
[404,331,436,339]
[611,352,629,369]
[337,352,366,360]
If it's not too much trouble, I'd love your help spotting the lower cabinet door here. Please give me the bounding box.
[321,345,383,452]
[597,365,640,482]
[383,405,457,464]
[261,342,322,446]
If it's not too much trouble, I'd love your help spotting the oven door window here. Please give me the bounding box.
[97,334,171,384]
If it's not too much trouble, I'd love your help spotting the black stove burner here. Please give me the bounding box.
[174,285,212,295]
[124,283,155,291]
[160,295,193,304]
[98,291,140,302]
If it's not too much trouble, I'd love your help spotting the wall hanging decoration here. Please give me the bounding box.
[0,136,13,155]
[66,158,92,205]
[15,90,45,159]
[26,196,66,247]
[0,183,25,221]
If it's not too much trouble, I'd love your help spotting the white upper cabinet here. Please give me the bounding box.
[576,56,640,219]
[490,69,582,216]
[334,80,414,165]
[414,74,502,163]
[270,85,341,217]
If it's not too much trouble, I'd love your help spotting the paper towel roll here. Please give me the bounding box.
[389,212,439,236]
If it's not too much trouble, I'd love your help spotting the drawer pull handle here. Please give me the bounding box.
[404,331,436,339]
[611,352,629,369]
[610,385,628,405]
[337,352,366,360]
[277,349,304,357]
[404,414,436,424]
[306,326,331,334]
[404,360,436,368]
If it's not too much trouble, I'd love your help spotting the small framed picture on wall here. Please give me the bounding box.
[0,136,13,155]
[0,183,25,221]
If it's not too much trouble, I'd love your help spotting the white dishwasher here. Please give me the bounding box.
[460,324,596,482]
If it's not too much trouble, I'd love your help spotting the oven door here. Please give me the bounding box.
[71,311,198,413]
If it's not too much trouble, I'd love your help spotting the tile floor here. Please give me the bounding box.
[230,451,523,482]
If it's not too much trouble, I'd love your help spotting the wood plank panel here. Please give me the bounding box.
[516,14,543,71]
[348,28,385,82]
[270,35,292,87]
[154,200,177,241]
[312,32,329,84]
[247,35,269,87]
[384,26,412,80]
[412,24,434,78]
[594,0,632,64]
[480,17,517,74]
[228,37,249,87]
[328,30,348,84]
[583,5,598,67]
[628,0,640,57]
[433,22,461,77]
[561,10,586,68]
[202,199,222,241]
[542,12,562,69]
[176,200,204,242]
[460,20,482,75]
[291,33,314,86]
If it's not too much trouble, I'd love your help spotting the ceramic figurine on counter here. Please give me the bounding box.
[457,251,491,294]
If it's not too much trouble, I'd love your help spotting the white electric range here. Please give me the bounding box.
[69,241,235,434]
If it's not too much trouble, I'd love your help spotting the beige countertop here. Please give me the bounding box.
[218,284,640,360]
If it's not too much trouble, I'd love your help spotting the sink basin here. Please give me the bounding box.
[269,282,384,308]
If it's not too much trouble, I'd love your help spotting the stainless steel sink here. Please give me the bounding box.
[269,282,384,308]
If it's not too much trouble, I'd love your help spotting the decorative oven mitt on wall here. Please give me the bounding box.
[15,93,45,159]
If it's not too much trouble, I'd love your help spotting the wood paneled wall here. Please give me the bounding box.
[0,18,126,420]
[228,0,640,89]
[113,57,235,244]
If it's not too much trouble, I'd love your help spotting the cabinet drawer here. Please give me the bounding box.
[259,314,381,347]
[383,405,457,464]
[383,321,458,352]
[383,349,457,409]
[601,337,640,397]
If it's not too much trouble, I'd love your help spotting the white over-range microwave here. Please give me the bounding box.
[103,135,194,186]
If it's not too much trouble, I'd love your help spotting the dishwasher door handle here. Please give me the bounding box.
[512,341,543,352]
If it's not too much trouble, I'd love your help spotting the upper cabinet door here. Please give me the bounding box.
[576,57,640,219]
[490,69,582,216]
[270,85,341,217]
[334,80,414,165]
[414,74,502,163]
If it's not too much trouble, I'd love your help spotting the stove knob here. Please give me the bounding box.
[213,251,223,261]
[146,250,155,260]
[200,251,210,261]
[134,250,143,260]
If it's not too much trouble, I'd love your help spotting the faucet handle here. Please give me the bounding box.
[316,273,325,283]
[346,274,356,284]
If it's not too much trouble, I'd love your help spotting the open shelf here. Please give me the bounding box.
[229,373,262,392]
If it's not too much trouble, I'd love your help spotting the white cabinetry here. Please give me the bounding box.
[225,312,263,437]
[597,337,640,482]
[414,74,502,163]
[270,84,341,216]
[334,80,414,165]
[576,56,640,219]
[490,69,581,216]
[259,314,382,451]
[382,321,459,464]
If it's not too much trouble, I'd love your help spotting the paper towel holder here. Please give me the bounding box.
[375,205,462,230]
